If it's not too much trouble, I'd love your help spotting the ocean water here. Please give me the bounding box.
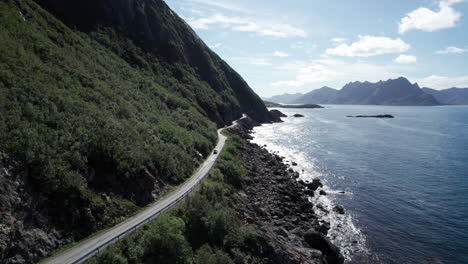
[251,105,468,264]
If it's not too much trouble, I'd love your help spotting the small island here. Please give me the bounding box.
[347,114,394,118]
[264,101,324,109]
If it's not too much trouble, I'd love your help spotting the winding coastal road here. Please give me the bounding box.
[41,116,244,264]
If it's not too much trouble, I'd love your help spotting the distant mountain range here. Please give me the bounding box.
[265,77,468,106]
[422,87,468,105]
[262,93,303,104]
[293,86,338,104]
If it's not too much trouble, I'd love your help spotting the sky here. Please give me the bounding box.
[165,0,468,97]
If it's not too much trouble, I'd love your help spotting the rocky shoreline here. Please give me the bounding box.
[233,118,344,264]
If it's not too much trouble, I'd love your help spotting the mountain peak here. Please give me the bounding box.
[387,76,411,84]
[319,86,336,90]
[293,77,439,105]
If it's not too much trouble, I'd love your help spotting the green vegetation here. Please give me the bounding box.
[0,0,264,247]
[0,0,271,261]
[86,134,266,264]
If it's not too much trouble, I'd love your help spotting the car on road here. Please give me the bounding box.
[213,150,218,154]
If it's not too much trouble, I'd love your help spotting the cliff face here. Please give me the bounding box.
[0,0,274,263]
[34,0,271,124]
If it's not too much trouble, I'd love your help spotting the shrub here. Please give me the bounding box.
[141,215,193,264]
[194,245,234,264]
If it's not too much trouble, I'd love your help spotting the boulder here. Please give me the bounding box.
[303,231,344,264]
[306,178,323,191]
[318,222,330,235]
[333,205,345,214]
[293,114,305,117]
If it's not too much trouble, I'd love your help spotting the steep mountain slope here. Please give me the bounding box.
[292,78,439,106]
[422,87,468,105]
[0,0,275,263]
[265,93,303,104]
[34,0,271,124]
[293,87,338,104]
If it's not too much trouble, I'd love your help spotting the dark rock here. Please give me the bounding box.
[275,227,290,238]
[300,202,314,212]
[333,205,345,214]
[319,190,327,195]
[269,109,287,119]
[293,114,305,117]
[316,204,329,213]
[347,114,394,118]
[306,178,323,191]
[304,231,344,264]
[264,101,324,109]
[318,222,331,235]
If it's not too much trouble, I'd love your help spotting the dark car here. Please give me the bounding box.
[213,150,218,154]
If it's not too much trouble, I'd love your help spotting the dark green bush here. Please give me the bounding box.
[140,215,193,264]
[194,245,234,264]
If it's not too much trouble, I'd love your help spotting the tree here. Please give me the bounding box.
[141,215,193,264]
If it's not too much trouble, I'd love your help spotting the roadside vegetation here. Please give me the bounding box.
[85,134,267,264]
[0,1,271,262]
[0,0,233,240]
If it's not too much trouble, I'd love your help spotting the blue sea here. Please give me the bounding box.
[251,105,468,264]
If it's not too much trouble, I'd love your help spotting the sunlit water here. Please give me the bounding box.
[251,105,468,264]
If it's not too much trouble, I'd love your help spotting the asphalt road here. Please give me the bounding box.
[41,117,243,264]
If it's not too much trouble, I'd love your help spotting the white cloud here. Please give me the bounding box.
[289,41,318,55]
[231,57,272,66]
[395,54,417,64]
[250,59,272,66]
[436,46,468,53]
[398,0,464,34]
[273,51,289,57]
[209,42,222,49]
[325,35,410,57]
[331,38,347,43]
[271,59,404,87]
[186,0,249,13]
[417,75,468,89]
[186,13,307,38]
